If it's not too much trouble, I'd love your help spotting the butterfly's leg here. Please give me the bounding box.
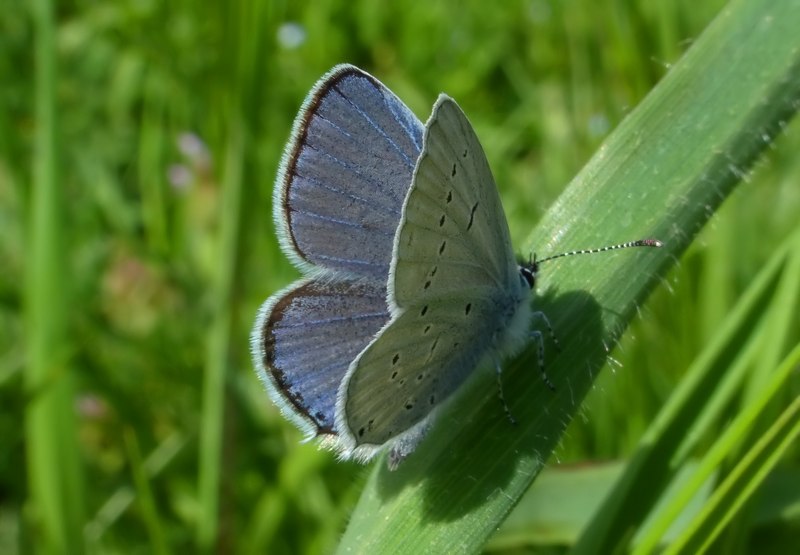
[387,421,431,471]
[531,310,560,351]
[494,357,517,425]
[530,329,556,391]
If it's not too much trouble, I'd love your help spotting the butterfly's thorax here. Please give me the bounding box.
[490,265,534,359]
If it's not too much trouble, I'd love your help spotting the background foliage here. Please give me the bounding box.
[1,0,798,553]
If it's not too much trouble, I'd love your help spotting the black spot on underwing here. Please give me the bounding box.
[467,202,479,230]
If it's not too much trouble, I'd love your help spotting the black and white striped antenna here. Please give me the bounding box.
[536,238,662,265]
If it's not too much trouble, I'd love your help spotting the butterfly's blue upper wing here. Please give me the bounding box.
[274,64,424,280]
[253,278,389,440]
[254,66,423,445]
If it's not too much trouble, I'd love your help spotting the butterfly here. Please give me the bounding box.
[251,64,661,469]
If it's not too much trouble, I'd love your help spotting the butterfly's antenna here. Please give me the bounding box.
[537,238,662,265]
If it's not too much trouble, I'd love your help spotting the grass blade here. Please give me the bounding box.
[578,226,799,553]
[24,0,85,551]
[196,119,245,550]
[667,389,800,554]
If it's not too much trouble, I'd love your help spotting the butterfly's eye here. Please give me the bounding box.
[519,266,535,288]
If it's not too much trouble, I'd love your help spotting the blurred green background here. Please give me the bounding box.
[2,0,798,553]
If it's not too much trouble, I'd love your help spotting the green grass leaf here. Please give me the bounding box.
[24,0,85,552]
[575,225,800,554]
[336,0,800,552]
[664,350,800,555]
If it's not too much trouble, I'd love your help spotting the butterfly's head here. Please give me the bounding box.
[518,255,539,290]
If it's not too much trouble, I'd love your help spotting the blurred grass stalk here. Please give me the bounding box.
[196,1,264,549]
[666,352,800,554]
[196,117,244,551]
[336,0,800,552]
[24,0,85,552]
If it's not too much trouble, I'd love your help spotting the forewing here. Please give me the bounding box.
[275,65,424,280]
[391,95,518,309]
[337,95,524,455]
[251,278,389,439]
